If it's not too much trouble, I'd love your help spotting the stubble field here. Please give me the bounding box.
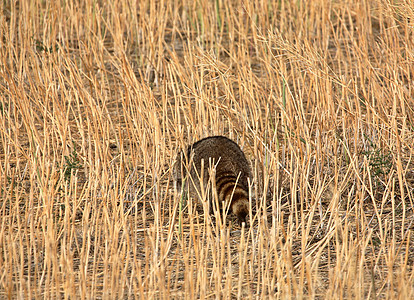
[1,0,414,298]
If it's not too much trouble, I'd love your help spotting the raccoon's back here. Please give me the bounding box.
[188,136,251,189]
[175,136,251,195]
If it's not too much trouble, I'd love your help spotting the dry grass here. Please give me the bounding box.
[1,0,414,298]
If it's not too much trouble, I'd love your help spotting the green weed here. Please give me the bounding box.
[362,134,393,179]
[63,143,82,182]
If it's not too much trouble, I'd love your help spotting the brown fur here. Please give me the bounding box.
[174,136,251,225]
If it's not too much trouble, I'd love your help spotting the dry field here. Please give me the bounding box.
[1,0,414,298]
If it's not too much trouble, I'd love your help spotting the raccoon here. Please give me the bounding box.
[174,136,252,225]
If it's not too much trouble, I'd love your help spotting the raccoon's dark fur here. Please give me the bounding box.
[174,136,251,225]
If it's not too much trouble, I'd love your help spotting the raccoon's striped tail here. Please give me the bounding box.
[216,174,249,225]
